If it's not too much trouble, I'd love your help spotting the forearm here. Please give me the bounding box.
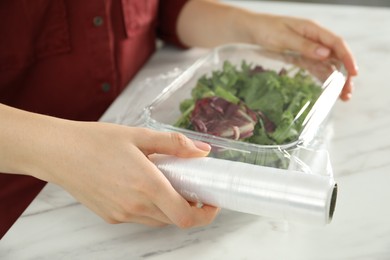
[0,103,65,180]
[177,0,257,47]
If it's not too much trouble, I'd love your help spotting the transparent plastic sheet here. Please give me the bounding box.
[119,44,346,226]
[142,44,346,148]
[150,152,337,226]
[114,67,185,127]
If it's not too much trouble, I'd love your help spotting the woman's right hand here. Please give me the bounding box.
[45,122,220,228]
[0,104,219,228]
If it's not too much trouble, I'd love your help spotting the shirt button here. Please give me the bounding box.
[101,82,111,92]
[93,16,104,27]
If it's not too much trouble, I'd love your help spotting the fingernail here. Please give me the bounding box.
[315,47,330,58]
[340,91,352,101]
[342,92,352,101]
[193,140,211,152]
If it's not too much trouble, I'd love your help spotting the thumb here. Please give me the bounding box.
[133,128,211,158]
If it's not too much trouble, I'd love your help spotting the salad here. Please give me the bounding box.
[174,60,323,146]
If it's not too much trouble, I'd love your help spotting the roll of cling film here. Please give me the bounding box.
[151,155,337,226]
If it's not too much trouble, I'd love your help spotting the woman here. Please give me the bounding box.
[0,0,358,238]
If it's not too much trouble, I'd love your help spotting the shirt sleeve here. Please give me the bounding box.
[157,0,189,48]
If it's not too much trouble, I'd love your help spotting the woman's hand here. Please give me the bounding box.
[178,0,358,101]
[241,14,358,101]
[57,123,220,227]
[0,104,219,228]
[44,122,219,228]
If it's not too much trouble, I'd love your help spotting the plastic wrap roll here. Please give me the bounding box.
[151,155,337,225]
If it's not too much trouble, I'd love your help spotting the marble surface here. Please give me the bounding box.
[2,1,390,259]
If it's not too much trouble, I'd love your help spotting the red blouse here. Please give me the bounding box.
[0,0,188,238]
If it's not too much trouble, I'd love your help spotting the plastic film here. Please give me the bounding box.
[151,155,337,226]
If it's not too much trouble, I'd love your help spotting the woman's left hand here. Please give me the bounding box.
[242,14,358,101]
[178,1,358,101]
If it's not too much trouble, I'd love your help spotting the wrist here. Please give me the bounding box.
[0,104,68,182]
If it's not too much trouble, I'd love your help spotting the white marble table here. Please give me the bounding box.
[2,1,390,259]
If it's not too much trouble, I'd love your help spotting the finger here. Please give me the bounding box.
[122,196,174,225]
[105,210,171,227]
[105,210,170,227]
[188,201,221,218]
[133,128,211,158]
[163,201,220,229]
[126,151,218,228]
[138,156,220,228]
[287,20,358,76]
[339,76,354,101]
[152,179,220,228]
[285,33,355,101]
[278,30,331,60]
[127,216,170,227]
[88,192,174,225]
[311,28,358,77]
[180,204,220,228]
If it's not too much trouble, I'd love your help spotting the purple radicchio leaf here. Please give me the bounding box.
[190,97,258,140]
